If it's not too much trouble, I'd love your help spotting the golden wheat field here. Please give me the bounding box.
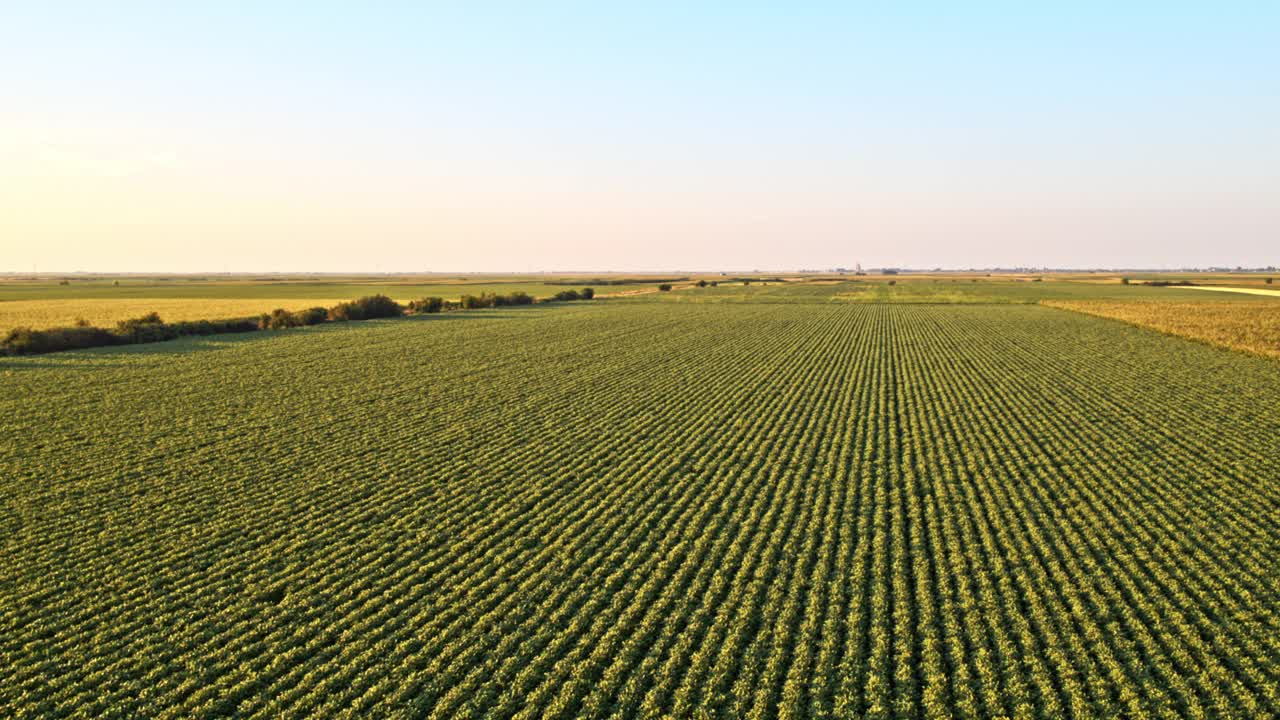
[0,298,344,333]
[1044,299,1280,360]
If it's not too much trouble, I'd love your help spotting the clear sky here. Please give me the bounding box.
[2,2,1276,272]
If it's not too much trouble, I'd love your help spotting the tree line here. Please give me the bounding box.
[2,289,596,356]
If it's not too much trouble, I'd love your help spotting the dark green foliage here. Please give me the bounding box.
[658,284,673,292]
[260,309,299,330]
[328,295,404,321]
[294,307,329,325]
[697,280,708,287]
[409,297,445,314]
[461,291,538,308]
[459,294,488,310]
[494,291,534,306]
[580,287,594,300]
[1121,277,1130,285]
[1,326,120,355]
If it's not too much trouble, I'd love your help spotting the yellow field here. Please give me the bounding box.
[1179,286,1280,298]
[1044,300,1280,360]
[0,298,343,333]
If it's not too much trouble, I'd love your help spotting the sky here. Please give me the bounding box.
[1,2,1277,272]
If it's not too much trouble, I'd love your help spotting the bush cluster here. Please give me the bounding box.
[3,287,604,357]
[546,288,594,302]
[259,307,328,330]
[458,291,534,309]
[658,284,673,292]
[328,295,404,321]
[408,297,445,314]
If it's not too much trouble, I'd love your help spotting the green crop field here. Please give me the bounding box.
[3,288,1279,718]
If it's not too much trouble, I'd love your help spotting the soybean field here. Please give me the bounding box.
[3,299,1280,718]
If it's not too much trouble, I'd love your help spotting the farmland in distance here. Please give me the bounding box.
[3,294,1280,718]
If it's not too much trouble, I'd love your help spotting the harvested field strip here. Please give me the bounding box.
[1044,299,1280,360]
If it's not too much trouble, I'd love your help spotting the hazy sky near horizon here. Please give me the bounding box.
[2,2,1277,272]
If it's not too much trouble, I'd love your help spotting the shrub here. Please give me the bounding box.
[116,313,171,343]
[710,281,719,287]
[295,307,328,325]
[697,280,708,287]
[580,287,594,300]
[260,308,303,330]
[495,291,534,306]
[658,284,673,292]
[460,294,492,310]
[1121,277,1130,285]
[888,280,897,286]
[550,290,582,302]
[2,326,119,355]
[329,295,403,321]
[409,297,445,314]
[1268,278,1274,285]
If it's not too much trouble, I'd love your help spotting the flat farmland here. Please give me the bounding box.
[3,299,1279,718]
[0,277,616,332]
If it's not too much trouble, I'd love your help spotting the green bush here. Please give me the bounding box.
[409,297,445,314]
[295,307,328,325]
[460,294,491,310]
[260,308,303,330]
[658,284,673,292]
[2,326,120,355]
[328,295,404,321]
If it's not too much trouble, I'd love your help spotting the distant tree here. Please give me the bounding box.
[709,281,719,287]
[295,307,328,325]
[1121,277,1130,285]
[112,280,120,286]
[697,279,707,287]
[1268,278,1274,285]
[580,287,594,299]
[59,279,70,286]
[742,280,751,286]
[409,297,445,313]
[888,280,897,286]
[328,295,404,321]
[260,308,301,330]
[658,284,673,292]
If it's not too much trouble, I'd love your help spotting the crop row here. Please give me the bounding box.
[2,302,1279,718]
